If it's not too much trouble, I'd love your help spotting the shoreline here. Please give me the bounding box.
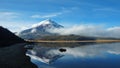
[26,40,120,43]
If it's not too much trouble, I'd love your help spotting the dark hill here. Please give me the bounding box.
[0,26,24,47]
[0,26,37,68]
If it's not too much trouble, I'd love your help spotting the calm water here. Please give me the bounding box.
[26,43,120,68]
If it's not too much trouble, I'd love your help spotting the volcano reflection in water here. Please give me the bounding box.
[26,43,120,68]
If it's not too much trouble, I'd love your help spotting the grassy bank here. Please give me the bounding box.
[26,39,120,43]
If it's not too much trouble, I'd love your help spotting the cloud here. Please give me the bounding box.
[31,12,62,18]
[30,7,75,19]
[93,8,120,13]
[0,12,23,32]
[0,11,19,20]
[48,24,120,38]
[0,11,34,32]
[31,11,69,18]
[0,21,33,32]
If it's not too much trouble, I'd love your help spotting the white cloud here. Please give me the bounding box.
[31,12,62,18]
[20,26,29,30]
[31,8,73,19]
[0,11,33,32]
[93,8,120,13]
[0,21,33,32]
[107,27,120,31]
[48,24,120,38]
[0,12,19,20]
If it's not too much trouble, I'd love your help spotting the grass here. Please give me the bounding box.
[26,39,120,43]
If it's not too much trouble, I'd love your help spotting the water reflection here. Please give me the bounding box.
[26,45,64,64]
[26,43,120,68]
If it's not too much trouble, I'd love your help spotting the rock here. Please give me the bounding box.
[0,43,37,68]
[59,48,67,52]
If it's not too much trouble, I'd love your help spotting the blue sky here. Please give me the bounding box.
[0,0,120,32]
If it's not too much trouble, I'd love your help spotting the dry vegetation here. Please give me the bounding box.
[26,39,120,43]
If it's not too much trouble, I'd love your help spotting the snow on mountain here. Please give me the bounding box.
[32,19,63,28]
[18,19,64,39]
[31,28,37,33]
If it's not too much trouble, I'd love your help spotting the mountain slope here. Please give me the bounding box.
[0,26,24,47]
[18,19,64,39]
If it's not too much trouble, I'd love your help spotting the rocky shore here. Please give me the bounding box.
[0,43,37,68]
[0,26,37,68]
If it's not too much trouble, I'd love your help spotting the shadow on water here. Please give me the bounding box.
[26,42,120,68]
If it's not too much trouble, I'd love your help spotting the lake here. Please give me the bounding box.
[26,42,120,68]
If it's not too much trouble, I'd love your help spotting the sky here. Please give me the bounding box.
[0,0,120,32]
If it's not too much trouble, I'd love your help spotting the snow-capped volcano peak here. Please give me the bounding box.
[39,19,55,25]
[32,19,63,28]
[18,19,64,39]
